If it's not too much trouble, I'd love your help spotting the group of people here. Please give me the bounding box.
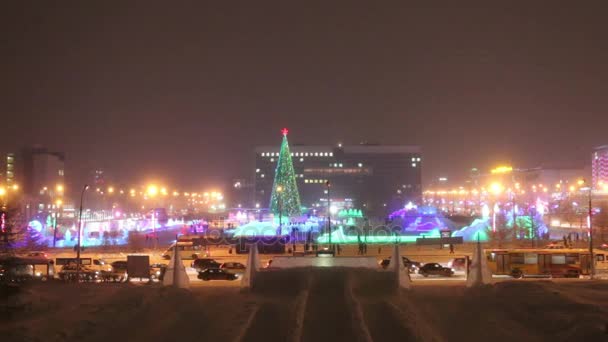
[562,233,581,248]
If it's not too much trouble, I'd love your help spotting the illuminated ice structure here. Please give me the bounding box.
[389,205,455,236]
[314,205,451,244]
[231,217,321,237]
[452,201,549,242]
[36,216,186,247]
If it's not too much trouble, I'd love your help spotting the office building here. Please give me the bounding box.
[593,145,608,191]
[254,143,422,216]
[19,146,65,198]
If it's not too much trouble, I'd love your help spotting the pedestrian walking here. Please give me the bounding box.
[449,244,455,254]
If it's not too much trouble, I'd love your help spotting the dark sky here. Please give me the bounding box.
[2,1,607,190]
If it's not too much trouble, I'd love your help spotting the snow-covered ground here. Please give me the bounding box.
[2,268,608,341]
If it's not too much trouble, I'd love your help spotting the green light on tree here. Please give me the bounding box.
[269,128,302,217]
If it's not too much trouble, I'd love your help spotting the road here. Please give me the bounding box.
[34,243,608,287]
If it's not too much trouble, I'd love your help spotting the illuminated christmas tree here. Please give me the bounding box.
[269,128,302,217]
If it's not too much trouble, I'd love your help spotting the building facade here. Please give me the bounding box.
[593,145,608,191]
[253,143,422,216]
[20,146,65,198]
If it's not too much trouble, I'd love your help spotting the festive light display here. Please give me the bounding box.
[337,208,364,218]
[269,128,302,217]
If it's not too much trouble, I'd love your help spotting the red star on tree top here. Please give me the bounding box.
[281,128,289,136]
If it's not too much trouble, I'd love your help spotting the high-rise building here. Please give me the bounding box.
[5,153,16,185]
[20,146,65,198]
[593,145,608,190]
[254,142,422,216]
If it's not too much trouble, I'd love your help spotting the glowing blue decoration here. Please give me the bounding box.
[64,229,72,241]
[28,220,43,233]
[481,204,490,219]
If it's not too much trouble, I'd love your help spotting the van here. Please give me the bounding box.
[161,241,205,260]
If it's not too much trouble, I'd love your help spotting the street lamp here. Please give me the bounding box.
[52,199,63,247]
[75,184,90,282]
[579,179,594,278]
[326,180,332,249]
[276,186,283,236]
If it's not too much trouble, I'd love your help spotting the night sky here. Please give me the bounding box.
[2,1,607,190]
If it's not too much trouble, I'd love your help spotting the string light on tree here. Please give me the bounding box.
[269,128,302,217]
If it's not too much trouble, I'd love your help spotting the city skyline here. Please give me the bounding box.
[2,2,607,188]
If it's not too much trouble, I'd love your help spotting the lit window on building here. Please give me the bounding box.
[300,158,304,162]
[412,163,416,167]
[261,153,265,156]
[358,163,363,167]
[339,163,343,167]
[58,169,65,176]
[329,152,333,156]
[411,157,416,162]
[417,157,421,162]
[315,152,319,156]
[261,174,265,178]
[305,179,309,183]
[256,168,260,173]
[324,152,328,156]
[270,158,274,162]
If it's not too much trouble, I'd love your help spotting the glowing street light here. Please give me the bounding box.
[56,184,64,193]
[146,184,159,197]
[490,182,504,195]
[107,186,114,194]
[0,187,6,197]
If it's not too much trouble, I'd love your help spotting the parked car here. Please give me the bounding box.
[26,251,49,260]
[110,260,128,280]
[220,262,246,273]
[447,257,468,272]
[418,263,454,277]
[150,263,167,280]
[197,268,237,281]
[58,264,99,281]
[379,256,420,272]
[93,259,113,272]
[191,258,221,272]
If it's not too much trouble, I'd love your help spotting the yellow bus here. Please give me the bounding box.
[485,248,593,278]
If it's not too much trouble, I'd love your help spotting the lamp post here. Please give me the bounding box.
[276,186,283,236]
[147,184,159,249]
[326,181,331,248]
[578,179,595,278]
[587,183,594,278]
[52,199,62,248]
[75,184,90,282]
